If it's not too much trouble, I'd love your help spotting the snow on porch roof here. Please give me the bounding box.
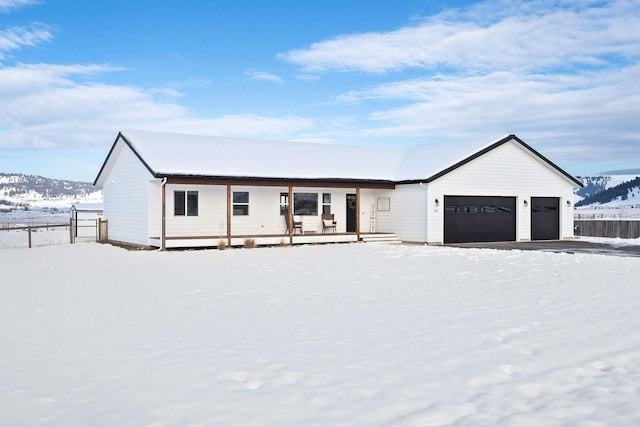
[112,130,507,183]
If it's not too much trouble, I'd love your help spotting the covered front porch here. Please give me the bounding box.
[152,177,396,249]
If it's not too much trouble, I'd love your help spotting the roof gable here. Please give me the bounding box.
[400,135,583,187]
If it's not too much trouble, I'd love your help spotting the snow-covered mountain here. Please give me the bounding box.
[0,173,102,209]
[575,176,624,200]
[575,176,640,207]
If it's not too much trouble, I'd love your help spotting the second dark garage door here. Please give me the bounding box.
[444,196,516,243]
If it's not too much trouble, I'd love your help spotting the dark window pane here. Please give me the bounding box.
[174,191,185,216]
[323,205,331,215]
[544,206,557,213]
[464,205,478,214]
[482,205,496,213]
[532,206,543,213]
[322,193,331,204]
[446,205,460,214]
[187,191,198,216]
[294,193,318,216]
[498,206,512,213]
[233,191,249,203]
[233,205,249,216]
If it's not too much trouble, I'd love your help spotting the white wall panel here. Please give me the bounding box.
[101,140,154,246]
[165,184,228,238]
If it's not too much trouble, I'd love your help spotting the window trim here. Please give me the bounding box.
[174,190,198,217]
[322,193,331,215]
[280,192,289,216]
[233,191,250,216]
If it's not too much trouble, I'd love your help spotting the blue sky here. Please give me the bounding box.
[0,0,639,181]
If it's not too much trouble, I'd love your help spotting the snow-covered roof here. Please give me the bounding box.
[95,130,582,186]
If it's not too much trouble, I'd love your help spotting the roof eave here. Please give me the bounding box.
[156,173,396,187]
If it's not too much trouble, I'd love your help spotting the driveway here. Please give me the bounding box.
[447,239,640,258]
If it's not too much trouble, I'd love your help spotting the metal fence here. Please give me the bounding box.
[574,220,640,239]
[0,218,102,249]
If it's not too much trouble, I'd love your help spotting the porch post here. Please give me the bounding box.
[161,180,166,251]
[356,187,361,241]
[226,184,232,247]
[288,185,293,246]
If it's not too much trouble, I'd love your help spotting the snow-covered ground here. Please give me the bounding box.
[0,208,70,227]
[2,243,640,426]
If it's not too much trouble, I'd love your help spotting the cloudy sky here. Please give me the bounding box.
[0,0,638,181]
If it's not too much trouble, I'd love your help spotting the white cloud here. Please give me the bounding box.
[0,63,313,150]
[0,24,52,59]
[244,69,284,84]
[279,0,640,75]
[0,0,39,12]
[334,65,640,164]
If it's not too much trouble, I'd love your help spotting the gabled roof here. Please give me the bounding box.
[94,131,583,187]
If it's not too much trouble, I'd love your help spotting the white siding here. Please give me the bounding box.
[230,186,286,236]
[423,140,576,244]
[148,180,162,239]
[165,184,228,238]
[373,186,427,242]
[101,140,154,246]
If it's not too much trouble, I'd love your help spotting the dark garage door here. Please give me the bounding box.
[531,197,559,240]
[444,196,516,243]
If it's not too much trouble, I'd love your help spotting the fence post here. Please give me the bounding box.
[70,217,74,244]
[28,225,32,248]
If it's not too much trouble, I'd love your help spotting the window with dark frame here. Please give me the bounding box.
[174,190,198,216]
[294,193,318,216]
[233,191,249,216]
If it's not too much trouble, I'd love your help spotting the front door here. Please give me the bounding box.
[346,194,357,232]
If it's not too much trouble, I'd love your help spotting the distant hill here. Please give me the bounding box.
[575,176,640,207]
[575,176,623,200]
[0,173,102,209]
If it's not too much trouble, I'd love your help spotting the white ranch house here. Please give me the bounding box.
[94,131,582,249]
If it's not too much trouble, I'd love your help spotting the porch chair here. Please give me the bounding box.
[322,213,337,234]
[285,214,303,234]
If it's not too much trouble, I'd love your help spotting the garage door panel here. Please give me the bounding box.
[445,196,516,243]
[531,197,559,240]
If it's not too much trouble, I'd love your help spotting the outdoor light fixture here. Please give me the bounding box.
[524,200,528,207]
[435,198,440,206]
[567,200,572,206]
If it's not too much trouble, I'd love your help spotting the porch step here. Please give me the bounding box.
[360,233,403,244]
